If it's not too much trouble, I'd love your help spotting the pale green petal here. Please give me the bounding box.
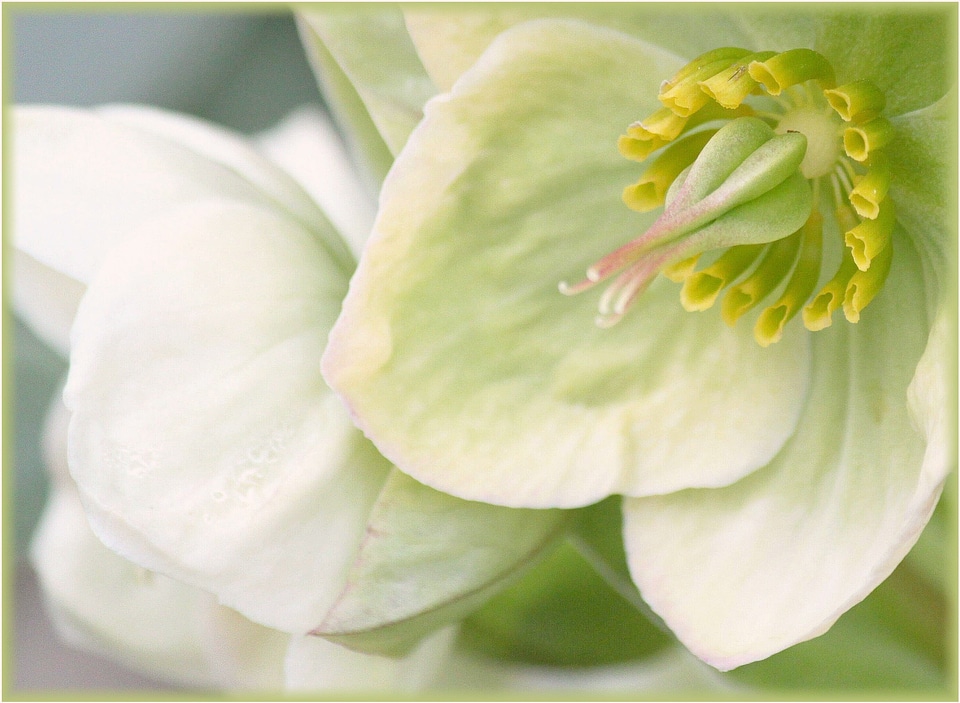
[404,8,533,91]
[296,13,394,186]
[297,8,436,156]
[284,627,456,693]
[30,485,222,687]
[888,91,955,302]
[63,201,389,632]
[622,234,943,670]
[323,19,810,508]
[317,470,566,656]
[12,105,349,285]
[814,7,953,116]
[405,7,815,92]
[255,107,376,256]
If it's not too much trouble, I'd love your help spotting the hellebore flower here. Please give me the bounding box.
[321,8,956,669]
[12,105,461,691]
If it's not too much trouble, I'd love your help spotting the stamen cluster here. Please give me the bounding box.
[562,47,896,346]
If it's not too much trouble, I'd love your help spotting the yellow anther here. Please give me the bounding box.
[660,52,751,117]
[845,199,895,271]
[698,51,776,109]
[748,49,836,95]
[680,244,765,311]
[843,117,894,162]
[843,237,893,323]
[618,133,670,162]
[622,130,716,212]
[660,47,755,93]
[849,154,891,219]
[721,233,802,325]
[629,107,690,142]
[661,254,701,282]
[824,80,886,123]
[754,211,823,346]
[802,249,859,331]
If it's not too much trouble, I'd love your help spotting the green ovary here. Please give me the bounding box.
[562,47,897,346]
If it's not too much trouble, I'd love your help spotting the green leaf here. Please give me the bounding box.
[316,470,568,657]
[460,538,672,667]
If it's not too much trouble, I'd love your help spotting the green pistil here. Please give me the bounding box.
[565,46,898,345]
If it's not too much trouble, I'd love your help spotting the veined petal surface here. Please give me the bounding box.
[622,234,945,670]
[63,201,389,632]
[323,20,810,508]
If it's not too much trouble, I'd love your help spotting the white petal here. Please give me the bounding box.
[63,200,389,632]
[11,251,84,357]
[30,485,220,687]
[284,627,457,692]
[12,105,349,285]
[622,235,945,669]
[196,607,289,691]
[97,104,341,243]
[255,107,375,256]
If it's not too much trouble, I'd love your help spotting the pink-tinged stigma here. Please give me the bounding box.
[560,47,896,345]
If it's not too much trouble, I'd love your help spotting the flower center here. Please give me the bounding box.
[560,48,896,346]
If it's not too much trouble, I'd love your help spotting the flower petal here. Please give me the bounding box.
[12,105,346,286]
[297,8,436,156]
[888,91,955,295]
[63,200,389,632]
[30,484,225,687]
[317,470,566,656]
[323,19,811,508]
[11,251,84,357]
[255,107,376,256]
[622,233,944,670]
[284,627,457,693]
[405,7,814,92]
[814,8,954,116]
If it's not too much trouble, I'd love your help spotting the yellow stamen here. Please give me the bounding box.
[662,254,702,282]
[660,47,756,93]
[628,107,690,141]
[618,133,670,162]
[849,154,891,219]
[845,199,895,271]
[747,49,836,95]
[824,80,886,123]
[843,117,894,162]
[802,249,859,331]
[622,130,717,212]
[843,238,893,322]
[754,211,823,346]
[680,244,766,311]
[698,51,776,109]
[721,233,803,325]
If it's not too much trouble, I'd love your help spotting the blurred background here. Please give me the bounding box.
[9,8,324,690]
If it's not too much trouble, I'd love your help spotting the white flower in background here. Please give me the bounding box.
[13,104,456,692]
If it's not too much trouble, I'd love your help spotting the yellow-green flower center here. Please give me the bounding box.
[560,47,896,346]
